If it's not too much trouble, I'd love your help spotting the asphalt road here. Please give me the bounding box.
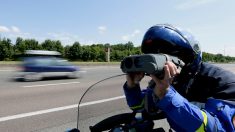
[0,66,129,132]
[0,64,234,132]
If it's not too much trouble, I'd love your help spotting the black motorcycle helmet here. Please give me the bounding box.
[141,24,202,69]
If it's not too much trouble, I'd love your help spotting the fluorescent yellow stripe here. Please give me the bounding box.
[130,99,145,110]
[196,111,208,132]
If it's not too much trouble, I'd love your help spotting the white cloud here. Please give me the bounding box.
[122,29,141,41]
[0,25,92,46]
[4,31,94,46]
[224,46,235,57]
[0,25,21,33]
[80,40,96,45]
[175,0,218,10]
[122,36,129,41]
[0,26,10,32]
[11,26,20,33]
[47,32,98,45]
[9,32,31,38]
[1,25,29,42]
[47,32,81,45]
[133,30,140,34]
[98,26,107,34]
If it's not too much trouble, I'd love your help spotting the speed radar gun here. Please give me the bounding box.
[120,54,185,79]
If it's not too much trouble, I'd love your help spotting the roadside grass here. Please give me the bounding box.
[0,61,21,65]
[71,61,120,66]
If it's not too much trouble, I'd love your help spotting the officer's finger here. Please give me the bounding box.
[164,65,171,80]
[168,61,179,77]
[150,74,157,82]
[174,65,180,74]
[165,62,175,77]
[168,61,178,74]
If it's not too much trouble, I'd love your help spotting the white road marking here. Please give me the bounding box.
[0,96,125,122]
[78,70,87,73]
[82,66,119,70]
[0,69,14,72]
[22,81,81,88]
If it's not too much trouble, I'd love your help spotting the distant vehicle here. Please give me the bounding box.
[16,50,82,81]
[25,50,62,56]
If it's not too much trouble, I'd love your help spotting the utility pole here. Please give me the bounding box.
[105,47,110,62]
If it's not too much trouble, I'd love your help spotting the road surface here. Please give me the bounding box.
[0,64,234,132]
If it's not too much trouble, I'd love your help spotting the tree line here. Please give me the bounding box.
[0,37,235,63]
[0,37,141,61]
[202,52,235,63]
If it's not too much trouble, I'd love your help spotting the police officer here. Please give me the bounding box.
[124,24,235,131]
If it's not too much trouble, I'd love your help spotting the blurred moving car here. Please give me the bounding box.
[16,50,82,81]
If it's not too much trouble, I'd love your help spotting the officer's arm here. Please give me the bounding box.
[156,86,224,132]
[123,82,145,111]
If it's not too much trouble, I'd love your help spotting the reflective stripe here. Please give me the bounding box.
[233,114,235,127]
[196,111,208,132]
[130,99,145,110]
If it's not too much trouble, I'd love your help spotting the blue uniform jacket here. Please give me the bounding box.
[123,62,235,131]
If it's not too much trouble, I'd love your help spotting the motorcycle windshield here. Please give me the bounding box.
[77,74,151,132]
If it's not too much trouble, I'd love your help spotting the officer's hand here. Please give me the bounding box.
[151,61,179,99]
[126,72,145,88]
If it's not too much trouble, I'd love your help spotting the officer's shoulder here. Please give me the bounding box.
[200,62,235,79]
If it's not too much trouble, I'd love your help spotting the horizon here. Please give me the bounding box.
[0,36,234,57]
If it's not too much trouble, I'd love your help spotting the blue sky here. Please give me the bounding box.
[1,0,235,56]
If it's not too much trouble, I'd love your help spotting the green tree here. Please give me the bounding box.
[88,45,106,61]
[63,45,71,58]
[41,39,55,50]
[110,50,126,61]
[68,42,82,60]
[81,46,91,61]
[14,37,26,54]
[41,40,64,54]
[97,48,106,61]
[0,38,13,60]
[132,46,142,55]
[24,39,41,50]
[54,40,64,54]
[125,41,134,55]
